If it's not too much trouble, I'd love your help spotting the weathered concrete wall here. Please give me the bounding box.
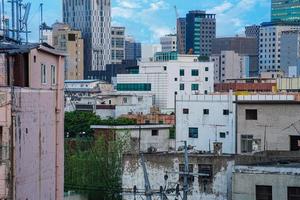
[232,165,300,200]
[122,153,235,200]
[237,103,300,153]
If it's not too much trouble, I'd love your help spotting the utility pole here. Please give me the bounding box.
[39,3,43,43]
[183,141,188,200]
[140,153,152,200]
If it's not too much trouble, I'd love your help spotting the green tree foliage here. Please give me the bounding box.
[65,135,129,200]
[65,111,136,136]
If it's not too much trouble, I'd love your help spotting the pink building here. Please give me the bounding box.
[0,42,65,199]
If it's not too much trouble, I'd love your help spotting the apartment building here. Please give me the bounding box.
[160,34,177,52]
[0,42,65,199]
[52,22,84,80]
[111,26,125,64]
[117,55,214,112]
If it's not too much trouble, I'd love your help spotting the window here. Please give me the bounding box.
[152,130,159,136]
[241,135,253,153]
[205,67,209,71]
[191,69,199,76]
[138,97,143,102]
[117,83,151,91]
[180,69,185,76]
[246,109,257,120]
[198,164,213,189]
[34,56,36,63]
[163,66,167,71]
[174,78,178,81]
[180,84,185,91]
[219,132,226,138]
[223,110,229,115]
[191,84,199,91]
[183,109,189,114]
[205,77,209,82]
[51,65,56,85]
[256,185,272,200]
[123,97,128,104]
[203,109,209,115]
[288,187,300,200]
[189,128,198,138]
[290,136,300,151]
[41,64,47,84]
[179,164,194,183]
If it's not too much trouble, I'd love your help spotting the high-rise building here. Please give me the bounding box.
[62,0,111,78]
[245,25,260,38]
[160,34,177,52]
[52,22,84,80]
[259,22,300,73]
[141,44,162,61]
[212,37,258,55]
[280,30,300,77]
[125,36,141,61]
[271,0,300,23]
[177,18,186,54]
[111,26,125,64]
[185,10,216,56]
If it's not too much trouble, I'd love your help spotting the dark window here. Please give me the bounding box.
[191,84,199,91]
[246,109,257,120]
[205,67,209,71]
[180,84,185,91]
[183,109,189,114]
[241,135,253,153]
[145,120,150,124]
[203,109,209,115]
[180,69,185,76]
[290,136,300,151]
[189,128,198,138]
[191,69,199,76]
[68,33,76,41]
[219,132,226,138]
[223,109,229,115]
[179,164,194,184]
[288,187,300,200]
[256,185,272,200]
[163,66,167,71]
[205,77,208,82]
[152,130,159,136]
[33,56,36,63]
[174,78,178,81]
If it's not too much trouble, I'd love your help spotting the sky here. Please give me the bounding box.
[20,0,271,43]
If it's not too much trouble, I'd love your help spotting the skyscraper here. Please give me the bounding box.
[111,26,125,64]
[63,0,111,78]
[185,10,216,56]
[271,0,300,23]
[125,36,141,61]
[177,18,186,54]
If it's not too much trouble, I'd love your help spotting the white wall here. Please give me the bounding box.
[176,94,236,154]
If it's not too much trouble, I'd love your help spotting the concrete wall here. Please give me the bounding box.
[237,102,300,153]
[122,154,235,200]
[176,94,236,154]
[232,166,300,200]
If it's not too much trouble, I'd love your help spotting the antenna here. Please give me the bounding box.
[39,3,43,43]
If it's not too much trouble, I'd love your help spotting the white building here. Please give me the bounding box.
[259,23,300,73]
[42,26,53,46]
[160,34,177,52]
[63,0,111,74]
[176,94,236,154]
[141,44,162,62]
[91,124,175,153]
[111,26,125,64]
[66,93,154,119]
[210,51,250,83]
[117,55,214,112]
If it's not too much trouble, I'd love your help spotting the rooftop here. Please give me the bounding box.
[91,124,173,130]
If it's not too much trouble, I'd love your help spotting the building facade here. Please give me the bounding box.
[125,36,141,61]
[177,18,186,54]
[259,23,300,73]
[236,94,300,154]
[62,0,111,77]
[185,10,216,56]
[176,94,236,154]
[0,43,65,199]
[280,30,300,77]
[52,22,84,80]
[271,0,300,23]
[111,26,125,64]
[117,55,214,112]
[210,51,251,83]
[141,44,162,62]
[160,34,177,52]
[233,163,300,200]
